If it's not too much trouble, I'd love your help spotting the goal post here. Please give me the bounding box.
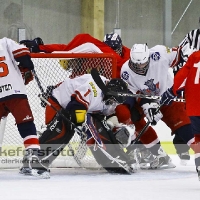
[0,53,117,169]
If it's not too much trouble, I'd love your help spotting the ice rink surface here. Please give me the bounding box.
[0,155,199,200]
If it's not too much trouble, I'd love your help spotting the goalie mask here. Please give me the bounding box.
[103,33,123,56]
[102,79,128,116]
[129,44,150,75]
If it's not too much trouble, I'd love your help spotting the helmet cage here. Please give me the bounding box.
[103,33,123,56]
[128,59,150,75]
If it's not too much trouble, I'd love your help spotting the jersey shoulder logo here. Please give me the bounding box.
[121,71,129,80]
[151,52,160,61]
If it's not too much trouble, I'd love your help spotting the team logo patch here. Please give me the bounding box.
[151,52,160,61]
[121,71,129,80]
[141,78,160,95]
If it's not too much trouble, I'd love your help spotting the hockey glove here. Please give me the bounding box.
[142,103,163,125]
[20,37,43,53]
[160,87,176,105]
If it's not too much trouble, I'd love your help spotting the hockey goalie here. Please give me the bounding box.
[36,73,139,174]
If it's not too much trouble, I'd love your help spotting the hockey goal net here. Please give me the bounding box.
[0,53,117,169]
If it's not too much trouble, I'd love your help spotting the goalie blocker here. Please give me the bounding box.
[38,111,137,174]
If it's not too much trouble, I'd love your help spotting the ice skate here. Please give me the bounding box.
[20,148,50,179]
[150,147,176,169]
[178,151,190,166]
[138,148,155,169]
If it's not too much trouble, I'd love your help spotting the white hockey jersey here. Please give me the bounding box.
[0,37,30,100]
[52,74,110,114]
[121,45,176,96]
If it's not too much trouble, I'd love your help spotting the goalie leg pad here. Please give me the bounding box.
[39,113,75,167]
[85,114,137,173]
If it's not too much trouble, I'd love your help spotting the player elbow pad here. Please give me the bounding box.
[75,110,87,123]
[15,54,34,70]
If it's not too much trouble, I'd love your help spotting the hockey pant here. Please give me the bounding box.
[39,112,75,167]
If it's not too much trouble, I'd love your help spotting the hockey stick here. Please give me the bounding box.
[131,121,151,144]
[108,92,185,102]
[131,104,162,144]
[91,68,108,94]
[90,68,185,102]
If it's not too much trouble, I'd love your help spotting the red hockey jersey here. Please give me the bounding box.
[173,51,200,116]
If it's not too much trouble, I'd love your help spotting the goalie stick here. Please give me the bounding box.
[90,68,185,103]
[39,94,133,174]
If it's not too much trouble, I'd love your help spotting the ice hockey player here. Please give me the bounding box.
[19,33,130,78]
[38,73,138,174]
[119,43,195,169]
[0,37,49,178]
[160,50,200,180]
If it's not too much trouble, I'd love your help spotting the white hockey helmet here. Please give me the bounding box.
[129,44,150,75]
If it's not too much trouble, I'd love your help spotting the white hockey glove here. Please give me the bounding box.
[141,103,163,125]
[114,124,136,148]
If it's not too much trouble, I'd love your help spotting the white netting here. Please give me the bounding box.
[0,53,116,169]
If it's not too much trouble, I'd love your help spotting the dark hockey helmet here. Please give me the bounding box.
[103,33,123,56]
[104,78,128,105]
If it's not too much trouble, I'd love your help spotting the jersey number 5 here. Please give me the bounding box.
[0,56,9,77]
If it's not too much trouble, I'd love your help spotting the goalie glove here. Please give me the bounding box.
[160,87,176,106]
[141,102,163,125]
